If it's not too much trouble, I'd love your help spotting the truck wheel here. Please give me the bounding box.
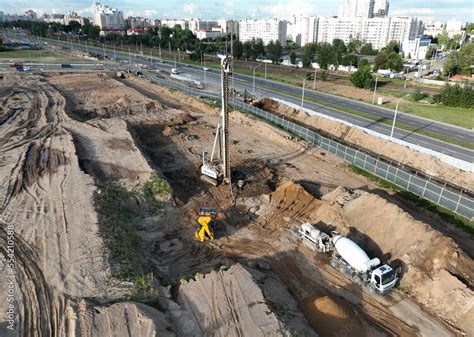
[353,275,362,285]
[367,285,376,296]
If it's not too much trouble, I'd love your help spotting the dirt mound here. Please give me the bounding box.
[264,181,322,230]
[172,264,291,336]
[65,118,153,183]
[299,295,364,337]
[167,111,196,126]
[258,98,473,190]
[49,74,163,120]
[255,97,298,116]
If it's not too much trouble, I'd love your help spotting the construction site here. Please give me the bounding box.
[0,54,473,337]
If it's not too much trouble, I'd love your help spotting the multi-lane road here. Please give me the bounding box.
[4,32,473,162]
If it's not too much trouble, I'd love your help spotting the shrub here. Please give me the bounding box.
[437,82,474,108]
[411,89,427,102]
[144,174,172,202]
[349,67,373,88]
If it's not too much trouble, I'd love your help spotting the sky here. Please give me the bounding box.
[2,0,473,22]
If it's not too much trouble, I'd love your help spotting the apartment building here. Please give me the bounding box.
[239,18,287,45]
[317,15,422,50]
[288,15,318,47]
[93,2,125,30]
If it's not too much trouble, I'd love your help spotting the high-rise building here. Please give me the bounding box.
[160,19,188,29]
[288,15,318,47]
[217,19,239,36]
[239,18,287,45]
[317,15,422,50]
[373,0,389,17]
[93,2,125,30]
[338,0,375,18]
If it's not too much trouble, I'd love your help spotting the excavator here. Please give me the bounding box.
[195,208,217,242]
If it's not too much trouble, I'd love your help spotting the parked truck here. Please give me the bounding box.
[297,223,400,295]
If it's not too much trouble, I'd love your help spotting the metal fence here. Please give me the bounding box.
[144,72,474,220]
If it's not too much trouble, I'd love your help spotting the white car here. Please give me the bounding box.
[171,68,179,74]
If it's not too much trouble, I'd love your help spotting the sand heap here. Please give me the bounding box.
[299,295,364,337]
[319,187,474,335]
[256,98,474,191]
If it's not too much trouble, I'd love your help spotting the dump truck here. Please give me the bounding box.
[297,223,400,295]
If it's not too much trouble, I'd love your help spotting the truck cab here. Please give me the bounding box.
[370,264,399,294]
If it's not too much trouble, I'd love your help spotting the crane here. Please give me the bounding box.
[200,54,232,186]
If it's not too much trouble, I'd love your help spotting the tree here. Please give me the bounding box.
[360,43,377,55]
[358,58,369,68]
[290,51,297,65]
[386,52,403,72]
[350,66,374,88]
[434,82,474,108]
[266,40,282,64]
[342,53,358,67]
[383,40,400,54]
[232,40,243,59]
[443,43,474,76]
[253,39,265,59]
[301,42,317,68]
[315,42,332,69]
[332,38,347,66]
[242,41,252,60]
[347,38,362,53]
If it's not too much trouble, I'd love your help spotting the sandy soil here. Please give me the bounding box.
[255,98,474,191]
[1,73,472,337]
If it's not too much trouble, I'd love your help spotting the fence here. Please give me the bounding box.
[144,72,474,220]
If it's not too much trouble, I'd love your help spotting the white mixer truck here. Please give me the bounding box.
[297,223,400,295]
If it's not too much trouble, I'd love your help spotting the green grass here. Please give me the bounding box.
[0,49,94,63]
[349,165,474,234]
[385,101,474,129]
[94,177,172,283]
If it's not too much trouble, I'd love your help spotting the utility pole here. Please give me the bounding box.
[128,47,131,63]
[121,40,124,53]
[313,68,317,90]
[372,75,378,104]
[264,62,267,80]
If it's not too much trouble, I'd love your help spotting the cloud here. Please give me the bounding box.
[391,7,435,16]
[183,4,197,15]
[143,9,158,18]
[77,7,94,16]
[259,0,318,18]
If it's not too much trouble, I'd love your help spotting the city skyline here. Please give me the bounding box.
[1,0,473,22]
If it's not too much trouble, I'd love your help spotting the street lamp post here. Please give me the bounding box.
[296,74,306,111]
[372,75,379,104]
[252,63,263,96]
[390,98,400,139]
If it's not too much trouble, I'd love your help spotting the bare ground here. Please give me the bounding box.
[0,73,472,337]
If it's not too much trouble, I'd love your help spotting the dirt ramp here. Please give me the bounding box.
[65,118,153,183]
[320,188,474,335]
[172,264,291,336]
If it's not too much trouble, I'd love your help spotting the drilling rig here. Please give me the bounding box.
[200,54,232,185]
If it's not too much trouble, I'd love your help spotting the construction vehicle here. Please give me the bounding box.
[195,208,217,242]
[297,223,400,295]
[200,54,232,185]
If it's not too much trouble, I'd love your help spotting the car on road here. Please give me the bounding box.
[203,67,209,71]
[171,68,180,74]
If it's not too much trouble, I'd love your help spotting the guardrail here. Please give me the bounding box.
[144,72,473,220]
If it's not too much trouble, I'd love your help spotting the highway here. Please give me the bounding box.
[5,32,473,162]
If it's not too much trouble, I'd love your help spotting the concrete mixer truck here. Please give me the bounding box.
[297,223,400,295]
